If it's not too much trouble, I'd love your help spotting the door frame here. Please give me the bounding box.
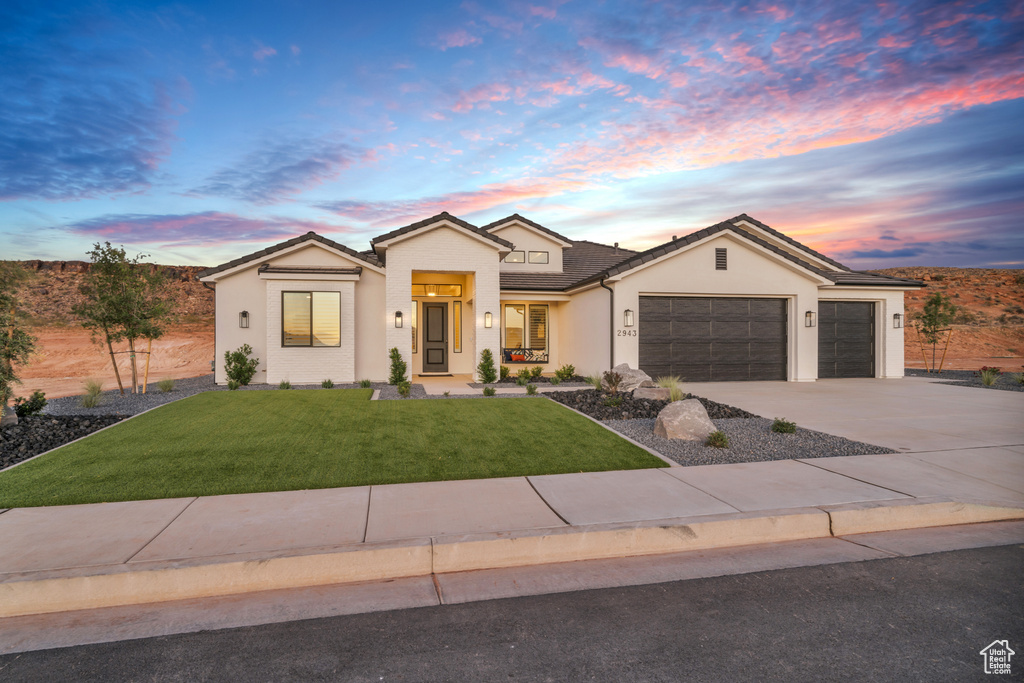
[421,301,449,373]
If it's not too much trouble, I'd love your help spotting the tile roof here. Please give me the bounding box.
[258,265,363,275]
[197,232,380,280]
[730,213,853,272]
[480,213,573,245]
[500,240,637,290]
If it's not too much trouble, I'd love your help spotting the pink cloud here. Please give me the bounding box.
[452,82,511,112]
[253,44,277,61]
[438,29,482,50]
[878,35,913,49]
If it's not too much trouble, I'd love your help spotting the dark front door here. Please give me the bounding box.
[638,296,788,382]
[422,303,448,373]
[818,301,875,378]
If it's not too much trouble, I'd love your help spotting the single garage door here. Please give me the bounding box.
[639,297,787,382]
[818,301,875,378]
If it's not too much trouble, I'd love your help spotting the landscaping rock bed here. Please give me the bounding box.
[1,415,126,469]
[607,417,896,466]
[547,389,758,421]
[469,377,591,388]
[905,367,1024,393]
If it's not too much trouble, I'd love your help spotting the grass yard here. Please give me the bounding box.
[0,390,665,507]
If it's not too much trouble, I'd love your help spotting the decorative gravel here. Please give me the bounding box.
[469,375,591,388]
[905,368,1024,393]
[1,415,126,469]
[547,389,758,421]
[606,417,897,466]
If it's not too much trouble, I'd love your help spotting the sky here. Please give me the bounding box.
[1,0,1022,269]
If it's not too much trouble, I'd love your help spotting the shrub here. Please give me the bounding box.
[603,395,623,407]
[397,381,411,398]
[587,374,603,390]
[668,386,685,402]
[443,390,450,397]
[13,390,47,417]
[554,364,576,382]
[771,417,797,434]
[550,377,561,386]
[516,375,529,386]
[224,344,259,385]
[483,386,496,396]
[227,379,240,390]
[526,383,537,395]
[477,348,498,384]
[388,348,408,385]
[81,379,103,408]
[706,430,729,448]
[602,370,622,394]
[978,367,1001,386]
[656,375,681,389]
[530,365,543,379]
[278,380,291,390]
[359,379,372,388]
[157,378,175,393]
[1013,371,1024,386]
[321,379,334,389]
[500,365,511,380]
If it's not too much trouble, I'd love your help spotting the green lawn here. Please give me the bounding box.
[0,390,665,507]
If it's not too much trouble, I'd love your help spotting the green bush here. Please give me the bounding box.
[278,380,291,390]
[477,348,498,384]
[978,367,1001,386]
[388,348,408,385]
[549,376,561,386]
[771,417,797,434]
[81,379,104,408]
[554,364,576,382]
[157,378,175,393]
[1013,372,1024,386]
[656,375,680,389]
[603,395,623,407]
[397,381,411,398]
[359,379,372,388]
[516,375,529,386]
[224,344,260,385]
[602,370,622,394]
[500,365,510,380]
[13,390,47,417]
[443,390,450,397]
[227,380,240,391]
[483,386,496,396]
[526,384,537,395]
[669,386,684,402]
[530,365,543,379]
[517,367,530,381]
[321,379,334,389]
[706,430,729,448]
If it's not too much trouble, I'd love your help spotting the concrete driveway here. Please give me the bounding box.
[684,376,1024,452]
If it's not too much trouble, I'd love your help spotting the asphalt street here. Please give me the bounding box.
[1,545,1021,682]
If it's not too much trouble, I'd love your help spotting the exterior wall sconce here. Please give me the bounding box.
[484,311,493,328]
[623,309,634,327]
[239,311,249,328]
[805,311,816,327]
[893,313,904,328]
[395,311,403,328]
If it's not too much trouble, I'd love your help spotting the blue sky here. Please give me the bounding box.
[2,0,1022,268]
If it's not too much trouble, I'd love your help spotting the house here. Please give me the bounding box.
[197,212,923,385]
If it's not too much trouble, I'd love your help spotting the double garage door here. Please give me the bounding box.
[638,297,875,382]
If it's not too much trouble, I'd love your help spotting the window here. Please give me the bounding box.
[411,284,462,297]
[411,301,417,353]
[528,251,549,264]
[529,305,548,352]
[282,292,340,347]
[715,248,727,270]
[504,304,525,347]
[504,304,548,352]
[453,301,462,353]
[505,250,525,263]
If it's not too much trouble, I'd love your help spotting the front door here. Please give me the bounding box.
[422,302,448,373]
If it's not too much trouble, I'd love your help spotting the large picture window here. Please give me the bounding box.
[282,291,340,347]
[504,304,548,352]
[504,304,525,348]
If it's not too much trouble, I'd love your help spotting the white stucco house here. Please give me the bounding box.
[197,212,923,385]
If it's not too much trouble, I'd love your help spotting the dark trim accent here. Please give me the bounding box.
[260,265,362,275]
[600,277,614,368]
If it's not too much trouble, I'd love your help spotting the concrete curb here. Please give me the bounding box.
[3,497,1022,619]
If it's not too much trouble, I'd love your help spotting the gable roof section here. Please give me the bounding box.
[730,213,852,272]
[481,214,573,247]
[197,231,381,280]
[369,212,514,255]
[501,240,637,291]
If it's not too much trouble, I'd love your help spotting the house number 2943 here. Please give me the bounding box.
[616,329,638,337]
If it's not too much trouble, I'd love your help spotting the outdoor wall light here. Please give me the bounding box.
[239,311,249,328]
[893,313,904,329]
[805,311,816,327]
[624,309,634,327]
[395,311,403,328]
[484,311,493,328]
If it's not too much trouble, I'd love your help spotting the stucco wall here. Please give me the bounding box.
[491,223,564,273]
[212,266,267,385]
[560,284,612,377]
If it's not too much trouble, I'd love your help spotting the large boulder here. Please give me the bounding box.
[653,399,716,441]
[1,405,17,427]
[608,363,652,393]
[634,387,671,401]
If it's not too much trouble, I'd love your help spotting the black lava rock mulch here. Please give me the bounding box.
[1,415,126,470]
[547,389,759,421]
[905,367,1024,393]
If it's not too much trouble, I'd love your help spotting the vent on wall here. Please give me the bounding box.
[715,248,727,270]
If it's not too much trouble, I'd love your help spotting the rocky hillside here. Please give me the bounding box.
[13,260,214,325]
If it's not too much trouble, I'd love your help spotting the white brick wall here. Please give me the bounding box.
[265,280,356,384]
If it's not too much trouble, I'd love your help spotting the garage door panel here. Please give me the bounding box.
[639,296,787,382]
[837,322,872,339]
[818,301,875,378]
[837,302,873,321]
[641,298,672,319]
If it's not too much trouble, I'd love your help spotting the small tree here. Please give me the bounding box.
[477,348,498,384]
[75,243,172,393]
[388,347,407,385]
[224,344,260,385]
[0,262,37,416]
[914,293,956,372]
